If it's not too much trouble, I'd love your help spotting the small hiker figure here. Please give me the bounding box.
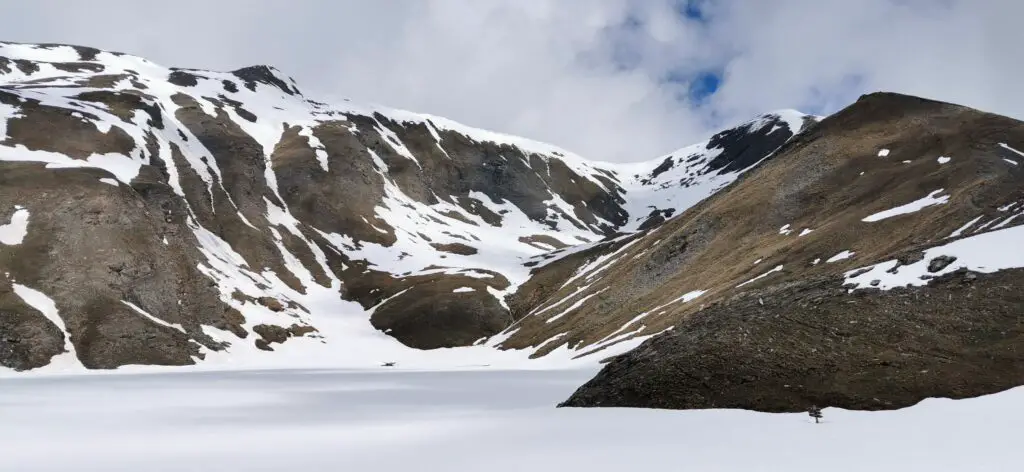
[808,405,823,424]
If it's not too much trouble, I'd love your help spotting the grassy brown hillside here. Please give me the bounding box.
[556,92,1024,411]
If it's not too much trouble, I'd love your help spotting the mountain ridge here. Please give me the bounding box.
[0,40,810,372]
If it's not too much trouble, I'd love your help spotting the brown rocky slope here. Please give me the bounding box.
[558,92,1024,412]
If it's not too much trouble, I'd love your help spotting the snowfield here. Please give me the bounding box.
[0,368,1019,471]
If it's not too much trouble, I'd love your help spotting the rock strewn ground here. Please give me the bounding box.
[560,268,1024,412]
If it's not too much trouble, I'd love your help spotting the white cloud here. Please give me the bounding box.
[701,0,1015,121]
[0,0,1017,162]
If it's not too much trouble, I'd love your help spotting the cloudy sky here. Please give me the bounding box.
[1,0,1018,162]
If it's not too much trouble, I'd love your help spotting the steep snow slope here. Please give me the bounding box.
[0,42,809,372]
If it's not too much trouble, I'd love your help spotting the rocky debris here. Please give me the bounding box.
[257,297,285,312]
[898,251,927,266]
[253,324,289,344]
[430,242,478,256]
[560,269,1024,412]
[848,267,873,278]
[287,324,318,337]
[253,324,288,351]
[253,323,318,351]
[887,250,927,274]
[928,255,958,273]
[212,309,248,338]
[254,339,273,351]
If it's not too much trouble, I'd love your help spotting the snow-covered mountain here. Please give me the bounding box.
[6,41,1022,417]
[0,42,809,372]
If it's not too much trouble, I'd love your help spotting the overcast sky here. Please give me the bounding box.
[1,0,1019,162]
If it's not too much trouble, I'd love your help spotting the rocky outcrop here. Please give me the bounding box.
[0,161,234,369]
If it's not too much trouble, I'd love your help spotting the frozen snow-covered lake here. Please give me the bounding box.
[2,368,1020,471]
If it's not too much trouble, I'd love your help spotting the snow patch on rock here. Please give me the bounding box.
[0,207,30,245]
[737,265,784,288]
[827,250,856,263]
[862,190,949,222]
[11,283,82,369]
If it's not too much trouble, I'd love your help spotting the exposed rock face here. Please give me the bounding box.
[0,41,807,370]
[0,161,229,369]
[559,92,1024,412]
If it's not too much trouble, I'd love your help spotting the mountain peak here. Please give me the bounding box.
[843,91,972,119]
[230,64,301,96]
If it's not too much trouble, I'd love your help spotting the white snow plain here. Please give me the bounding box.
[0,368,1019,471]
